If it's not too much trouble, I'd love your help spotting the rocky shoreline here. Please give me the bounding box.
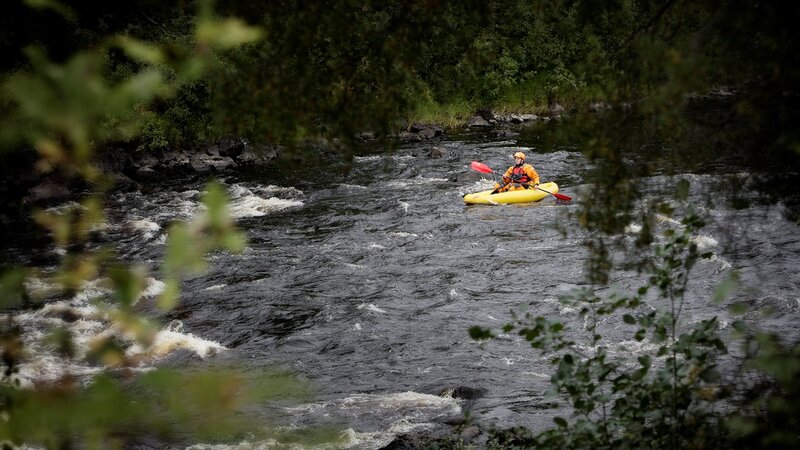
[17,104,580,205]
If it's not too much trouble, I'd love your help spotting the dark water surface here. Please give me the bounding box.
[12,118,800,448]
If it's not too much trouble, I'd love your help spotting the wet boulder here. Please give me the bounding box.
[95,146,134,174]
[26,178,71,204]
[467,115,491,128]
[426,146,447,158]
[107,172,140,193]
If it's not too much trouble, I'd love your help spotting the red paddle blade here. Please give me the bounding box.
[552,192,572,201]
[470,161,493,174]
[536,186,573,202]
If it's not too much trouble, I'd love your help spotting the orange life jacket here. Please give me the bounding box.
[510,165,532,183]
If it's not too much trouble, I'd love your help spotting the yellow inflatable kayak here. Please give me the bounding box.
[463,182,560,205]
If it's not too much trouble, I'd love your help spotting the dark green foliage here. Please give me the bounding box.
[5,0,799,157]
[476,202,741,449]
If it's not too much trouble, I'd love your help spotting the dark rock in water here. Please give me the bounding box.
[95,146,134,174]
[238,144,280,165]
[190,153,236,172]
[450,386,487,400]
[108,172,140,193]
[417,127,437,140]
[549,102,564,118]
[379,434,435,450]
[459,425,482,443]
[427,147,447,158]
[398,130,422,142]
[467,115,491,128]
[133,154,160,175]
[490,425,536,448]
[217,137,247,159]
[399,124,443,142]
[380,423,485,449]
[155,348,203,367]
[439,414,468,426]
[491,128,518,138]
[476,108,496,121]
[359,131,377,141]
[26,178,71,204]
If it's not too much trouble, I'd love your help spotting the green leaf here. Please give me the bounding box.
[634,328,646,341]
[675,178,690,200]
[729,303,749,315]
[0,267,28,308]
[115,36,166,65]
[196,18,263,49]
[622,314,636,324]
[553,416,568,428]
[468,326,493,341]
[713,273,738,304]
[24,0,76,21]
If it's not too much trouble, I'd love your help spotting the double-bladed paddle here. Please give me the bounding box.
[470,161,573,201]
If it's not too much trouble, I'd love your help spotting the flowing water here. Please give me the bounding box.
[8,117,800,448]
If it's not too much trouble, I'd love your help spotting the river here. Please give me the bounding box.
[9,115,800,448]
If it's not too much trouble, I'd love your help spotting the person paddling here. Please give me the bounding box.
[492,151,540,194]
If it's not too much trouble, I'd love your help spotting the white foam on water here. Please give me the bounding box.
[692,235,718,251]
[537,296,579,315]
[23,276,63,301]
[353,323,362,331]
[228,196,304,218]
[180,189,201,198]
[227,183,253,199]
[44,201,84,214]
[185,420,434,450]
[353,155,382,162]
[385,176,448,188]
[345,391,457,410]
[522,371,551,379]
[654,214,681,225]
[448,289,458,298]
[368,243,385,250]
[345,419,438,449]
[127,327,226,359]
[127,219,160,240]
[12,276,222,385]
[202,284,227,291]
[625,223,643,234]
[140,277,165,300]
[281,391,462,447]
[398,200,410,213]
[388,231,418,238]
[338,183,368,190]
[357,303,387,314]
[605,340,663,358]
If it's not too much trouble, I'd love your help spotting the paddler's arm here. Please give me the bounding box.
[491,169,513,194]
